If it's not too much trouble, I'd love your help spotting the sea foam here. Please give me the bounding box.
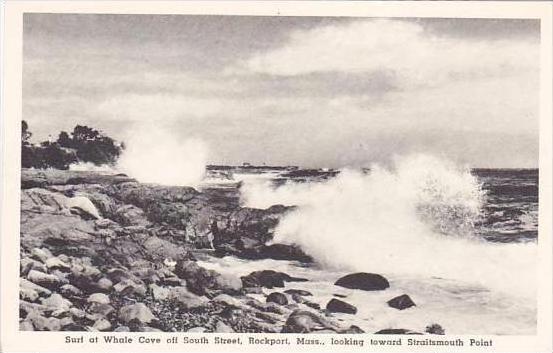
[241,154,537,298]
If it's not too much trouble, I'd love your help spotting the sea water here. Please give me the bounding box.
[200,154,538,335]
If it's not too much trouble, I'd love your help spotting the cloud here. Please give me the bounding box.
[244,19,539,87]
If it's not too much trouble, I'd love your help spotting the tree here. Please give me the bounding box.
[21,120,32,145]
[56,125,122,165]
[57,131,72,148]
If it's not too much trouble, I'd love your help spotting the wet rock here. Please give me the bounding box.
[243,243,313,263]
[326,298,357,315]
[334,272,389,291]
[284,289,312,297]
[282,310,336,333]
[241,270,307,289]
[387,294,416,310]
[87,293,110,305]
[266,292,288,305]
[425,323,445,335]
[375,328,422,335]
[119,303,156,324]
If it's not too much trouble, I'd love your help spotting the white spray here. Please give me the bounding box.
[116,125,208,186]
[241,154,537,298]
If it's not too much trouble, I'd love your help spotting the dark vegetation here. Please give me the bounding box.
[21,121,123,170]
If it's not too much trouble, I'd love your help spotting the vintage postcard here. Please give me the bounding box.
[1,1,552,352]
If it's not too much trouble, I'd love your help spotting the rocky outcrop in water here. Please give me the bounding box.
[387,294,416,310]
[334,272,390,291]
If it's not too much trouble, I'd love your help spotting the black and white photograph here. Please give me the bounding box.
[2,2,551,350]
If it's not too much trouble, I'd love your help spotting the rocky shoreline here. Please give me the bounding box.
[19,169,442,334]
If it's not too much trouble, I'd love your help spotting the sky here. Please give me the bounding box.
[23,14,540,168]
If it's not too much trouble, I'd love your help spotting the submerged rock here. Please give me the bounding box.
[334,272,389,291]
[387,294,416,310]
[326,298,357,314]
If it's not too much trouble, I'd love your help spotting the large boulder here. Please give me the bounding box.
[242,243,313,263]
[334,273,389,291]
[326,298,357,314]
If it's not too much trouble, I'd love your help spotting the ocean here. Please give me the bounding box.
[198,155,538,335]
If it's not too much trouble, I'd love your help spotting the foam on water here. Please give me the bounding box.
[241,154,537,298]
[198,256,536,334]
